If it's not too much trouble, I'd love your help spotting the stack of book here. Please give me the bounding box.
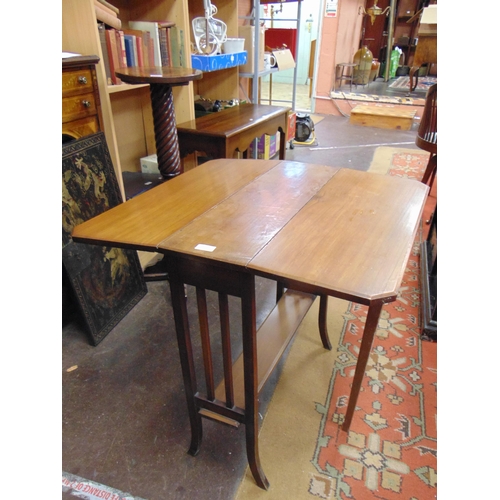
[95,0,180,85]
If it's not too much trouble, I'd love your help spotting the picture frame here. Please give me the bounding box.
[62,132,147,345]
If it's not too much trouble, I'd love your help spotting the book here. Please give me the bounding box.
[93,0,117,18]
[129,21,161,66]
[115,30,127,68]
[148,38,155,68]
[123,29,146,67]
[123,35,136,67]
[97,23,112,84]
[141,30,151,67]
[178,28,186,67]
[167,27,186,67]
[159,27,170,67]
[94,3,121,30]
[104,28,122,84]
[169,26,180,67]
[96,0,119,15]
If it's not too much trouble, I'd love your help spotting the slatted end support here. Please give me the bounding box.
[199,408,241,428]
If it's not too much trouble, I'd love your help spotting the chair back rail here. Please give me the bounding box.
[416,83,437,155]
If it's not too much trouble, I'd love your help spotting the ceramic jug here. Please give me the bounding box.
[353,46,373,85]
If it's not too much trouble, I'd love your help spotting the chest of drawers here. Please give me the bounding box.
[62,55,103,141]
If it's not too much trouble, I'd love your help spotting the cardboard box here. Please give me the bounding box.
[140,154,159,175]
[239,26,265,73]
[272,48,295,70]
[191,51,247,72]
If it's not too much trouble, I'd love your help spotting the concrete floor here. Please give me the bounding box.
[62,98,426,500]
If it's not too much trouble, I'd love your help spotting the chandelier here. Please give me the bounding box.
[359,0,391,25]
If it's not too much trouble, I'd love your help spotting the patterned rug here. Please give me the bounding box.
[330,91,425,106]
[389,76,437,92]
[235,148,437,500]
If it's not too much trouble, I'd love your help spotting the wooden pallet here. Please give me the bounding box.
[350,105,416,130]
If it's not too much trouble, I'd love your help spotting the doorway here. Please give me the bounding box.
[258,0,324,112]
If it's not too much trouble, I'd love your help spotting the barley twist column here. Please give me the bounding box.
[114,66,203,180]
[150,83,181,178]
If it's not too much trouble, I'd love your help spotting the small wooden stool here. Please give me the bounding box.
[334,63,357,92]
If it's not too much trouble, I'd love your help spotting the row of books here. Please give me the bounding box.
[98,21,181,85]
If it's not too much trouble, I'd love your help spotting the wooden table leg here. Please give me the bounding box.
[409,66,419,92]
[278,127,286,160]
[241,273,270,490]
[318,295,332,350]
[168,268,203,456]
[342,300,384,432]
[150,83,182,179]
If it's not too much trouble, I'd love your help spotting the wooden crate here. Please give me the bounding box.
[350,105,416,130]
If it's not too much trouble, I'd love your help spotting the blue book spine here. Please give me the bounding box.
[123,35,135,67]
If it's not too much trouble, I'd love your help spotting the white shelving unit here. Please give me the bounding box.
[239,0,303,110]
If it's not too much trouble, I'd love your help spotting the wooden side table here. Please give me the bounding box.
[176,103,289,161]
[409,35,437,91]
[115,67,203,179]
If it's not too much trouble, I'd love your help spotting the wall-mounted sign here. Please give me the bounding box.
[325,0,338,17]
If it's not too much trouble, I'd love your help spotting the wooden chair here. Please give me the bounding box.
[416,83,437,190]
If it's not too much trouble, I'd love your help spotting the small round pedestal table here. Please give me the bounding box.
[115,67,203,179]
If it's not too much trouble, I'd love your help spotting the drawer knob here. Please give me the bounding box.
[82,100,91,108]
[78,76,88,85]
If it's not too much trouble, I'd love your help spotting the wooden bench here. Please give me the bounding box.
[350,105,416,131]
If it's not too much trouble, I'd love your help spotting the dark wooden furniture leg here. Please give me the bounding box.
[318,295,332,350]
[409,66,419,92]
[165,256,270,489]
[241,273,270,490]
[150,83,182,179]
[278,128,286,160]
[421,154,437,189]
[168,267,203,455]
[342,300,384,431]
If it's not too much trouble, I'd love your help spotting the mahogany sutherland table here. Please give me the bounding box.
[72,159,428,490]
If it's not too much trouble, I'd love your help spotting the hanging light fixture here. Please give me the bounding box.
[359,0,391,25]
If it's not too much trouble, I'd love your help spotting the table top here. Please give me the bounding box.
[72,159,428,304]
[176,103,290,138]
[115,66,203,86]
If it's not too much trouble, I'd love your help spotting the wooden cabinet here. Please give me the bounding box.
[62,0,241,200]
[62,55,103,141]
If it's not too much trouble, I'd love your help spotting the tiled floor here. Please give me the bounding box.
[62,101,435,500]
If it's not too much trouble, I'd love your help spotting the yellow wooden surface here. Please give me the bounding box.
[72,159,280,251]
[350,105,416,130]
[159,161,337,265]
[249,167,427,302]
[73,159,428,302]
